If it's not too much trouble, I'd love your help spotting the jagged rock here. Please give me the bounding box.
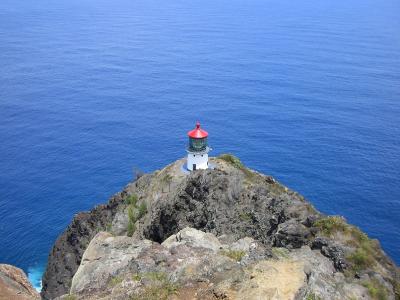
[0,264,40,300]
[274,220,311,248]
[230,237,256,252]
[311,236,330,249]
[162,227,222,251]
[290,246,372,300]
[311,237,348,271]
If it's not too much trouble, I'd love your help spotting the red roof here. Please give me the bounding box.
[188,121,208,139]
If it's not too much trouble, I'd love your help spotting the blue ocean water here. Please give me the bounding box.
[0,0,399,290]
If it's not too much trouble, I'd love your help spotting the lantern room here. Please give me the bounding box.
[186,122,210,171]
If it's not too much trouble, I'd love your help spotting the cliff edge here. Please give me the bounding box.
[41,155,400,300]
[0,264,40,300]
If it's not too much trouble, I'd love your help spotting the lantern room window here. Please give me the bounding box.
[189,137,207,152]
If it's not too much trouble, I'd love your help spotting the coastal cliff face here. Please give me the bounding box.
[40,190,124,299]
[0,264,40,299]
[41,155,400,300]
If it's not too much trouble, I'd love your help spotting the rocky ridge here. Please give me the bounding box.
[42,155,400,300]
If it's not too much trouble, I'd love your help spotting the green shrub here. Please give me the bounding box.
[347,248,375,272]
[145,272,168,281]
[105,222,112,232]
[126,195,148,236]
[268,182,287,196]
[64,295,77,300]
[138,202,147,219]
[350,227,369,243]
[239,212,252,221]
[363,279,388,300]
[109,276,123,287]
[125,194,138,206]
[132,273,142,281]
[347,229,379,273]
[219,154,245,169]
[315,216,381,274]
[127,220,136,237]
[130,283,178,300]
[219,154,255,179]
[305,293,322,300]
[130,272,178,300]
[128,205,136,221]
[220,249,246,262]
[314,216,348,235]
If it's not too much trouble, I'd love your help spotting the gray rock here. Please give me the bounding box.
[162,227,222,251]
[274,220,311,249]
[70,232,153,295]
[311,237,348,271]
[290,246,364,300]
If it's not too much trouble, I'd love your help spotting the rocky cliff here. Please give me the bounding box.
[0,264,40,300]
[41,155,400,300]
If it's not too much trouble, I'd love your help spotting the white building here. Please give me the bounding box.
[186,122,210,171]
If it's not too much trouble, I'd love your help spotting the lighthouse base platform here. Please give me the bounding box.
[180,161,216,174]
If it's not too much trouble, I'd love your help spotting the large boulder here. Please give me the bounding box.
[311,237,348,271]
[274,220,311,249]
[70,232,154,295]
[162,227,222,251]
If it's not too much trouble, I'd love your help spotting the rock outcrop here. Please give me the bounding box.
[42,155,400,299]
[67,228,305,299]
[0,264,40,300]
[40,194,124,300]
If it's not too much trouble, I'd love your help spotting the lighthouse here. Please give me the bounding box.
[186,122,210,171]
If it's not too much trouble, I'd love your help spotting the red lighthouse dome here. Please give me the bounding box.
[188,121,208,139]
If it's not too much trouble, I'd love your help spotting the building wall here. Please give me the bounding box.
[187,152,208,170]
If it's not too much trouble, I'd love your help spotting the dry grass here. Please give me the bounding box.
[272,247,290,259]
[130,272,178,300]
[239,212,252,222]
[220,249,246,262]
[314,216,348,235]
[219,154,255,179]
[314,216,381,274]
[362,278,389,300]
[108,276,123,287]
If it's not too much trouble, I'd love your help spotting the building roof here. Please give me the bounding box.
[188,121,208,139]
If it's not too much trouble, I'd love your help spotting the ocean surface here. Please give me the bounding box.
[0,0,399,290]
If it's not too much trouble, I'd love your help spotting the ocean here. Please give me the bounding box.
[0,0,399,290]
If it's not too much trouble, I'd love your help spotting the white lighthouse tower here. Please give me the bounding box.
[186,121,210,171]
